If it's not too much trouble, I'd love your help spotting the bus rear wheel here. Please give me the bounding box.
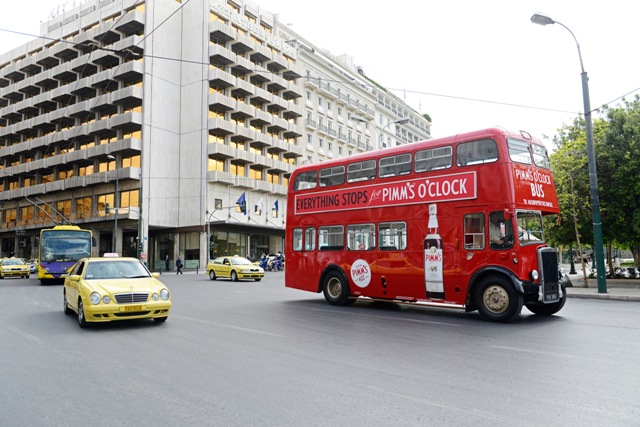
[475,275,522,322]
[322,270,354,306]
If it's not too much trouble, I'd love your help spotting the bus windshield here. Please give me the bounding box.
[516,211,544,245]
[40,230,92,262]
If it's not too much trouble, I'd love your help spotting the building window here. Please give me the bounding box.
[208,159,224,172]
[120,190,139,208]
[76,197,92,218]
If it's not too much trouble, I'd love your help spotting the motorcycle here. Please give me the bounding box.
[268,255,284,272]
[258,256,269,271]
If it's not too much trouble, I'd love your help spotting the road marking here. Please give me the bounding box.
[307,307,463,327]
[173,315,288,338]
[1,324,42,343]
[489,345,607,362]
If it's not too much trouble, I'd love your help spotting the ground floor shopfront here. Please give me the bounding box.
[146,223,284,273]
[1,221,284,274]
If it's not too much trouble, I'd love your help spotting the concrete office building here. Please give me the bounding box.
[0,0,431,269]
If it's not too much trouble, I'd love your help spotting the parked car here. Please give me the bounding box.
[0,258,30,279]
[63,256,171,328]
[207,256,264,281]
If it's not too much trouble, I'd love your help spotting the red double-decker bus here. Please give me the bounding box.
[285,127,564,322]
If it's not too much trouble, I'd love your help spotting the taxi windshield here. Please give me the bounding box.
[84,260,150,280]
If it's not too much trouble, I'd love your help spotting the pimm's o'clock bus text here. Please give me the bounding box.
[285,127,564,322]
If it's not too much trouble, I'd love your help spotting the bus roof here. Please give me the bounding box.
[295,127,541,171]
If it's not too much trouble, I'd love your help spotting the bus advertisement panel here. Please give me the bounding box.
[38,225,92,284]
[285,127,564,322]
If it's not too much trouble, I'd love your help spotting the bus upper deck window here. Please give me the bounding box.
[508,138,532,165]
[415,146,452,172]
[319,166,345,187]
[457,139,498,166]
[347,160,376,182]
[531,144,551,169]
[294,171,317,190]
[379,153,412,178]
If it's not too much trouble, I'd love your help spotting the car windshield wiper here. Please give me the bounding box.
[126,275,149,278]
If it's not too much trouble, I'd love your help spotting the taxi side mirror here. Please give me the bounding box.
[69,275,81,281]
[152,272,160,279]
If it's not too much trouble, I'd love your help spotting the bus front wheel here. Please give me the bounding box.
[322,270,354,306]
[475,276,523,322]
[526,285,566,316]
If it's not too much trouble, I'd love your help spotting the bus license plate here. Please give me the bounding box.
[544,293,558,302]
[124,305,142,311]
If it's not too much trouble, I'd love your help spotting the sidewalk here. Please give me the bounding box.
[560,264,640,302]
[160,266,640,302]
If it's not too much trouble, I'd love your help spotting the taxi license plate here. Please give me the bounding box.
[124,305,142,311]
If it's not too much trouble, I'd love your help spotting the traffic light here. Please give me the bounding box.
[105,203,110,214]
[209,241,214,250]
[138,241,143,252]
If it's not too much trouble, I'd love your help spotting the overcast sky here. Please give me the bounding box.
[2,0,639,149]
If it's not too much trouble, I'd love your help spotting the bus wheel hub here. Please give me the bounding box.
[483,286,508,313]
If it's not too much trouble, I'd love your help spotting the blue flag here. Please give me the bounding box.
[237,193,247,215]
[274,200,279,212]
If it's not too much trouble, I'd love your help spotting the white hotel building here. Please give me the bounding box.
[0,0,431,269]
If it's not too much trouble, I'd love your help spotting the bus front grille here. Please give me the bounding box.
[538,248,560,303]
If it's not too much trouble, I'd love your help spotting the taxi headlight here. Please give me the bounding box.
[160,288,170,301]
[152,293,159,301]
[102,295,111,304]
[90,292,101,305]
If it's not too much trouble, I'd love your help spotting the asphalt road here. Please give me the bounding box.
[1,272,639,426]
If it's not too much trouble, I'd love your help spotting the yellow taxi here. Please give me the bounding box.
[0,258,30,279]
[63,256,171,328]
[206,256,264,281]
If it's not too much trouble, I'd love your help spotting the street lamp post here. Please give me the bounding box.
[531,13,606,293]
[107,154,118,254]
[351,115,410,149]
[205,206,235,259]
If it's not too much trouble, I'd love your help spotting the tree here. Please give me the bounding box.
[600,96,640,265]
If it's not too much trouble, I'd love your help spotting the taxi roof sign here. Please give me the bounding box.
[103,253,120,257]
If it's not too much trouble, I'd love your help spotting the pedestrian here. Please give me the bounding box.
[176,256,183,274]
[165,254,170,272]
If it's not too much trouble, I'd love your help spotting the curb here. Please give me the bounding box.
[566,293,640,302]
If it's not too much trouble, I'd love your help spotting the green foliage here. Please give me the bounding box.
[549,95,640,262]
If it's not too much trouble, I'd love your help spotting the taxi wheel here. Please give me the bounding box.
[209,270,216,280]
[254,278,261,281]
[63,291,72,315]
[475,275,523,322]
[231,270,238,282]
[77,299,88,328]
[153,317,168,323]
[0,274,4,279]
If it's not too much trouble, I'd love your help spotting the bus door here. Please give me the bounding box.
[487,210,516,267]
[365,222,417,300]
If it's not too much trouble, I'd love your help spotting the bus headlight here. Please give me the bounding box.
[160,289,170,301]
[90,292,101,305]
[530,270,539,281]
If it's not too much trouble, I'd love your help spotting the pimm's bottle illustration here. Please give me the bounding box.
[424,203,445,300]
